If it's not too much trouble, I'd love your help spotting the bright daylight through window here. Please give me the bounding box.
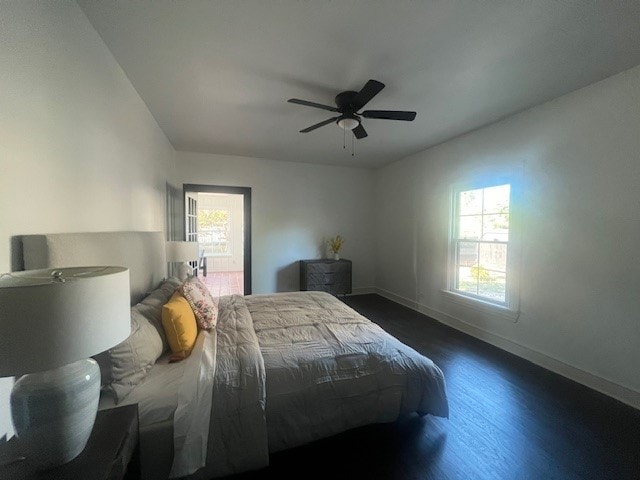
[450,184,511,305]
[198,208,231,256]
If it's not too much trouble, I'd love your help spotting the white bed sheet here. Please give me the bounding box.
[97,329,216,480]
[170,329,217,478]
[98,353,190,480]
[98,353,187,426]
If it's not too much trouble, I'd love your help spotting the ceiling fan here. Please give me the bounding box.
[288,79,416,139]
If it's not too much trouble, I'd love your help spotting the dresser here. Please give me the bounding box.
[300,259,352,295]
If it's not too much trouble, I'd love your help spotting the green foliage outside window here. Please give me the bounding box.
[470,264,491,282]
[198,209,228,229]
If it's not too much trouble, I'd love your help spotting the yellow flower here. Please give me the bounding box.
[328,235,345,253]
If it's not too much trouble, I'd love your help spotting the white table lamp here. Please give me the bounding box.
[0,267,130,470]
[166,241,199,281]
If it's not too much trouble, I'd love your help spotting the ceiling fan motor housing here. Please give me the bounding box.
[335,91,359,113]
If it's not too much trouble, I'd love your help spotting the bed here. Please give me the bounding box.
[21,231,448,479]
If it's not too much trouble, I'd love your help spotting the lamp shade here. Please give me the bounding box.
[166,241,199,262]
[0,266,130,376]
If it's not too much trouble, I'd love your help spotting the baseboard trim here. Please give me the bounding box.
[351,286,376,295]
[374,287,640,411]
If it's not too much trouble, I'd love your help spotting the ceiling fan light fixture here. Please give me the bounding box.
[337,116,359,130]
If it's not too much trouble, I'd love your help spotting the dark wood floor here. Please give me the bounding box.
[227,294,640,480]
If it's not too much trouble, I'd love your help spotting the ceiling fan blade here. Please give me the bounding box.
[288,98,338,112]
[361,110,417,121]
[352,123,368,139]
[300,117,339,133]
[352,80,385,111]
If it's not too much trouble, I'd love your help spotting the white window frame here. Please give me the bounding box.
[444,178,520,321]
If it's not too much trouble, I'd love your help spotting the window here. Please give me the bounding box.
[198,208,231,256]
[449,183,512,306]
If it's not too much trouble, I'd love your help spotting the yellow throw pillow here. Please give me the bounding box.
[162,291,198,361]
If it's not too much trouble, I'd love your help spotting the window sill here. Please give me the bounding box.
[440,289,520,322]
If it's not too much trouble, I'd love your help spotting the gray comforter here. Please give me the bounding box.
[192,291,448,478]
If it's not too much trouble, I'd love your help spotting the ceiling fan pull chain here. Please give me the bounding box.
[343,127,346,149]
[352,131,355,156]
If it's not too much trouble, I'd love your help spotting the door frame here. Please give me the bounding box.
[183,184,252,295]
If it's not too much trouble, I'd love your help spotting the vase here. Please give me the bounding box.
[333,252,340,260]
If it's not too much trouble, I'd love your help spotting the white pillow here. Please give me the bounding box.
[95,307,162,403]
[136,277,182,351]
[94,277,182,403]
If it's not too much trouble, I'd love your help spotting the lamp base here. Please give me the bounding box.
[10,358,100,470]
[177,262,192,281]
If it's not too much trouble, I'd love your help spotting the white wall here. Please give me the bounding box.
[174,152,376,294]
[375,65,640,408]
[0,1,175,439]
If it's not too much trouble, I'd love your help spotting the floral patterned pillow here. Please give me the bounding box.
[179,277,218,330]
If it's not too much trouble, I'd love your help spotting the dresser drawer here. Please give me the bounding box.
[306,262,349,274]
[300,259,352,295]
[307,272,341,285]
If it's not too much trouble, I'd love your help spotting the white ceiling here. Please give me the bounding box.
[77,0,640,168]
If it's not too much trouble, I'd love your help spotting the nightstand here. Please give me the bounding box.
[1,404,140,480]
